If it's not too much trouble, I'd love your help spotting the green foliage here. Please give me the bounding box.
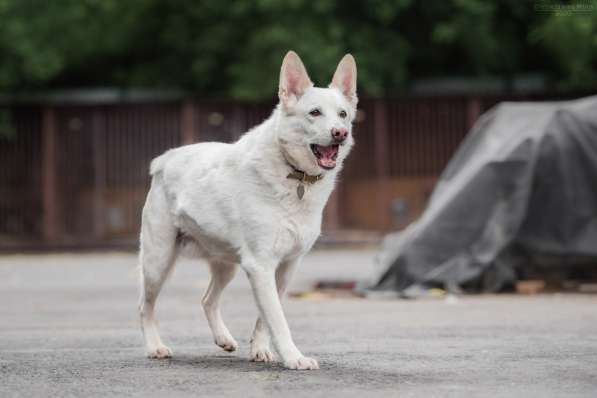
[530,9,597,89]
[0,0,595,100]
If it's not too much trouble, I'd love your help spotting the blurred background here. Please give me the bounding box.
[1,2,597,396]
[0,0,596,250]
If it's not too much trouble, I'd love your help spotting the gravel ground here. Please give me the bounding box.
[0,249,596,397]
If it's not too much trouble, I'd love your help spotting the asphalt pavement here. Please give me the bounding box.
[0,249,596,397]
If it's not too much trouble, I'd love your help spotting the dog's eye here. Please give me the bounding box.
[309,109,322,117]
[339,110,347,119]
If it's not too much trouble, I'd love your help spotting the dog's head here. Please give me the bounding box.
[276,51,357,175]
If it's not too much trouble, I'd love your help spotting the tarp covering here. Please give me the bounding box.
[372,96,597,296]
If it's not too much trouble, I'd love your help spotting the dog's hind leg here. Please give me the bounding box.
[138,181,179,359]
[202,261,238,352]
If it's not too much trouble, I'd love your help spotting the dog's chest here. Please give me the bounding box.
[271,210,320,258]
[265,191,324,258]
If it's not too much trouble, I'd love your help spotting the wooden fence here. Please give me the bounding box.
[0,93,581,250]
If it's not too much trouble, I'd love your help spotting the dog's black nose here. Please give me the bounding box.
[331,128,348,142]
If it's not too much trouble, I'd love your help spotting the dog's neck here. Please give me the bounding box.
[286,168,323,184]
[282,150,323,184]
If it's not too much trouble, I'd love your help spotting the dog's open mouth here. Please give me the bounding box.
[310,144,339,170]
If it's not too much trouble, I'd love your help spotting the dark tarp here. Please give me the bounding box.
[371,96,597,296]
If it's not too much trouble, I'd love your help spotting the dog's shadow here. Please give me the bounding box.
[135,353,434,386]
[148,354,288,373]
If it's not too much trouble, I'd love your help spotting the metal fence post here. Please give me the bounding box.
[92,108,106,239]
[323,189,341,231]
[466,96,481,130]
[41,106,58,242]
[181,100,197,144]
[374,99,390,229]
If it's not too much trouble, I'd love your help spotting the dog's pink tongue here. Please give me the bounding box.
[316,145,337,168]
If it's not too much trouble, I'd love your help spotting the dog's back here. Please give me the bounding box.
[150,141,233,178]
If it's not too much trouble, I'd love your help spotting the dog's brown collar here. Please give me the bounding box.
[286,169,323,184]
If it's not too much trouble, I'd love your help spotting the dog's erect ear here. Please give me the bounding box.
[330,54,358,107]
[279,51,313,109]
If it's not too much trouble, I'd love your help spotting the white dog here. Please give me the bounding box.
[138,51,357,370]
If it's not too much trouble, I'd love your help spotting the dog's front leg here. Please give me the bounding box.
[250,258,298,362]
[245,264,318,370]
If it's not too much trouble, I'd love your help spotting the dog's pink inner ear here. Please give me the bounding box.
[340,71,353,95]
[286,72,303,94]
[279,51,312,107]
[331,54,358,106]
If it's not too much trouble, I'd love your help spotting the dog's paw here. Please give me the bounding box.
[283,356,319,370]
[215,335,238,352]
[250,347,275,362]
[147,345,173,359]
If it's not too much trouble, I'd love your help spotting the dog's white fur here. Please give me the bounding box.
[138,51,357,370]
